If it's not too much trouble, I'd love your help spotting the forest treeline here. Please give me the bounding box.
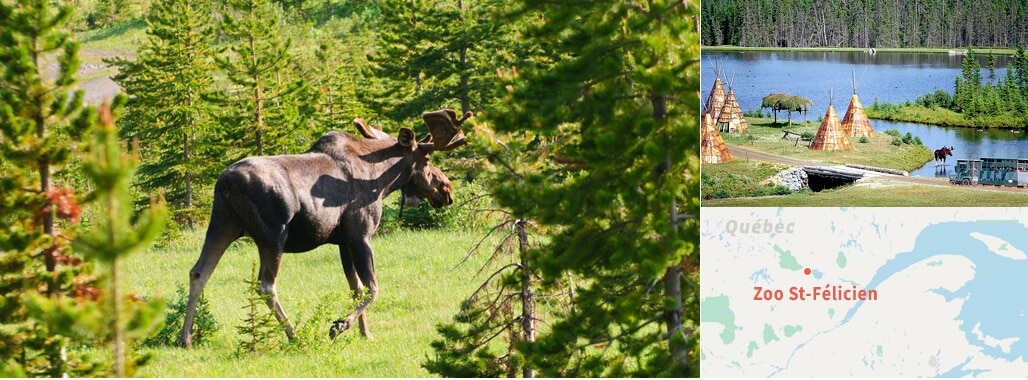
[868,48,1028,128]
[702,0,1028,48]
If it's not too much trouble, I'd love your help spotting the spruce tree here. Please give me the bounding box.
[74,101,167,377]
[0,1,113,375]
[956,49,983,115]
[236,261,282,355]
[295,38,374,133]
[369,0,529,124]
[215,0,305,157]
[0,0,89,283]
[480,0,700,376]
[110,0,219,228]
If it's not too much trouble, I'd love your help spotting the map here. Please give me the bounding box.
[700,208,1028,377]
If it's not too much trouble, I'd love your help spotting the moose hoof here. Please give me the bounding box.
[329,319,352,339]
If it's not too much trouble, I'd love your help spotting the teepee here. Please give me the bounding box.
[716,71,750,133]
[704,58,727,122]
[841,70,875,137]
[701,111,732,164]
[809,91,853,151]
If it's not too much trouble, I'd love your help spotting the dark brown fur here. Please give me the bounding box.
[180,129,452,347]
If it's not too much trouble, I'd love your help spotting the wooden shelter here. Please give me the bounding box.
[809,93,853,151]
[841,70,875,137]
[716,72,750,133]
[701,111,732,164]
[761,93,812,125]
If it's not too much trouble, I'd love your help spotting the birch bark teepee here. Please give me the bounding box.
[701,111,732,164]
[716,71,749,133]
[841,70,875,137]
[703,57,727,122]
[809,91,853,151]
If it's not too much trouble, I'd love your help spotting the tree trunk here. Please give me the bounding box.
[457,0,471,115]
[662,151,689,373]
[184,134,194,229]
[516,220,535,378]
[249,27,264,156]
[36,103,57,294]
[663,263,688,370]
[112,259,124,377]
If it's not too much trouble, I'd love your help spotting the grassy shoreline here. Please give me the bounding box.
[701,45,1018,55]
[866,102,1028,129]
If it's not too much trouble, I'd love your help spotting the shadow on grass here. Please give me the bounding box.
[80,18,145,44]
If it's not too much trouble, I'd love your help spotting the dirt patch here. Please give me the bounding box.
[77,76,122,104]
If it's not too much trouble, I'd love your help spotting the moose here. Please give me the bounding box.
[934,146,954,166]
[179,109,470,348]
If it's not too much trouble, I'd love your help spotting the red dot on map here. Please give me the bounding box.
[804,268,812,275]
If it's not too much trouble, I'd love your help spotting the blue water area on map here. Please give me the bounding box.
[838,221,1028,376]
[811,269,824,280]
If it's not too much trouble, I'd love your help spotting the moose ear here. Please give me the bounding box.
[397,127,416,148]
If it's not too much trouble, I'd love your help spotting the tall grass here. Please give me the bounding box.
[701,160,792,200]
[116,227,495,377]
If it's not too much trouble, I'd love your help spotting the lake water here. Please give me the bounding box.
[701,51,1021,177]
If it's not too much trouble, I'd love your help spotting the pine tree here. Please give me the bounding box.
[236,260,282,355]
[0,0,89,285]
[295,38,374,133]
[1015,45,1028,97]
[215,0,304,157]
[957,49,983,115]
[481,0,700,376]
[368,0,530,124]
[110,0,220,228]
[74,101,168,377]
[89,0,132,27]
[424,217,551,377]
[0,2,117,375]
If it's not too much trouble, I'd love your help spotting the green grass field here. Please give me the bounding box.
[723,118,933,171]
[702,181,1028,206]
[117,226,498,377]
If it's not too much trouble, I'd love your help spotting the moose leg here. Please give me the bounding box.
[257,245,297,341]
[337,244,373,339]
[181,221,241,348]
[330,239,378,339]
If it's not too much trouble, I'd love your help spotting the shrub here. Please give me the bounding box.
[386,180,499,231]
[884,129,902,137]
[800,131,815,140]
[290,293,356,351]
[144,286,220,347]
[890,137,903,146]
[858,136,870,143]
[751,184,792,197]
[236,261,282,356]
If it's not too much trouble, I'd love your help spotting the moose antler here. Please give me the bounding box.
[353,118,390,140]
[420,108,471,151]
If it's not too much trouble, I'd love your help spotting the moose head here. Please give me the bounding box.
[353,109,472,208]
